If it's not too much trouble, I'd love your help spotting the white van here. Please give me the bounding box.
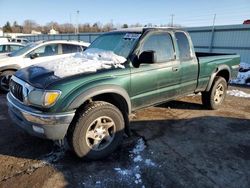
[10,38,29,44]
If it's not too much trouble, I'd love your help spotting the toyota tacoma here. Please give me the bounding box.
[7,27,240,159]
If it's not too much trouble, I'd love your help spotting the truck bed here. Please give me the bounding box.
[196,52,235,58]
[195,52,240,92]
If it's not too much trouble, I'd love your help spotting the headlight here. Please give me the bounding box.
[28,89,61,107]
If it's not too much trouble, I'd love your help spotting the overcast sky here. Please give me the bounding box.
[0,0,250,27]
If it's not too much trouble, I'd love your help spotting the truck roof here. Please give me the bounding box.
[113,27,183,33]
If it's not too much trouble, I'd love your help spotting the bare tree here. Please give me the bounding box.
[122,24,128,28]
[3,21,12,33]
[91,22,101,32]
[12,21,22,33]
[23,20,38,33]
[60,23,74,33]
[130,23,143,28]
[46,22,60,30]
[102,22,114,32]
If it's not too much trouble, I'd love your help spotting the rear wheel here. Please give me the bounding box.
[202,76,227,110]
[0,70,15,93]
[67,101,125,160]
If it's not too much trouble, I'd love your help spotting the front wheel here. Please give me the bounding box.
[67,101,125,160]
[202,76,227,110]
[0,70,15,93]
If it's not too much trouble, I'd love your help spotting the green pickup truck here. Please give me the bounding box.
[7,27,240,159]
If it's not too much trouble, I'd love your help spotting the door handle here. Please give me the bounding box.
[172,67,179,72]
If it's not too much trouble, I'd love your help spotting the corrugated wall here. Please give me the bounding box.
[186,24,250,63]
[19,24,250,63]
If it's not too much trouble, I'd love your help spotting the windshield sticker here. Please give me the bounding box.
[123,33,141,40]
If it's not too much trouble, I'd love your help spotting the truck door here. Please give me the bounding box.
[175,32,198,94]
[130,31,181,109]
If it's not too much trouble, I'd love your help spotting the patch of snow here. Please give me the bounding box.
[145,159,156,167]
[131,138,146,155]
[239,62,250,70]
[114,168,132,176]
[227,90,250,98]
[135,173,142,183]
[22,146,66,176]
[187,92,201,97]
[133,155,143,162]
[114,138,157,186]
[135,173,141,179]
[230,62,250,85]
[38,48,127,78]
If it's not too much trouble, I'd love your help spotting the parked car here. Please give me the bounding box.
[0,37,10,43]
[0,42,25,55]
[0,40,90,92]
[7,27,240,160]
[10,38,30,44]
[243,20,250,24]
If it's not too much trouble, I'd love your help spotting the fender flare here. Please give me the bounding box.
[0,65,20,74]
[206,65,231,91]
[66,85,131,114]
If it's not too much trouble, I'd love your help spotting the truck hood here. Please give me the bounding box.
[15,48,127,88]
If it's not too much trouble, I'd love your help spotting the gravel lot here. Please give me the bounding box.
[0,86,249,188]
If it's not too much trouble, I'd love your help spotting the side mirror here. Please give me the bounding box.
[30,53,39,59]
[138,51,156,65]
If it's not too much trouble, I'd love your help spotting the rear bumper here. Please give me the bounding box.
[7,93,75,140]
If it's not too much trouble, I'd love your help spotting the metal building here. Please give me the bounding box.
[19,24,250,63]
[186,24,250,63]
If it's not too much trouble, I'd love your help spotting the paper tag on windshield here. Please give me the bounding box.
[123,33,141,39]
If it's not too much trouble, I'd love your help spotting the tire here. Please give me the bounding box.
[202,76,227,110]
[0,70,15,93]
[67,101,125,160]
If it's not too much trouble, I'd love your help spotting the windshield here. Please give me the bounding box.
[8,42,40,57]
[88,32,141,58]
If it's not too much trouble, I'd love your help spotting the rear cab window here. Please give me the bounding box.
[175,32,192,61]
[141,32,175,63]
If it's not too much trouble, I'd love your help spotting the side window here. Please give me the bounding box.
[62,44,82,54]
[30,44,59,57]
[175,32,192,60]
[0,45,5,52]
[141,33,175,63]
[9,45,22,52]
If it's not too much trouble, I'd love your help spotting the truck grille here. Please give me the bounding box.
[10,80,23,102]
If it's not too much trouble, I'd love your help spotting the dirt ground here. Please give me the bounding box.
[0,85,249,188]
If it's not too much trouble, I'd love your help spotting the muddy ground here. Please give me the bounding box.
[0,86,249,188]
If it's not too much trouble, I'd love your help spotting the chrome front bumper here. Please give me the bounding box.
[7,93,75,140]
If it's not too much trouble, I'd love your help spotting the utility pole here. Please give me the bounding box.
[212,14,216,27]
[69,13,72,25]
[209,14,217,52]
[170,14,174,27]
[76,10,80,34]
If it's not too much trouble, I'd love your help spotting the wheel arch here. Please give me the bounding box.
[206,65,231,92]
[67,85,131,114]
[67,85,131,135]
[0,65,20,74]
